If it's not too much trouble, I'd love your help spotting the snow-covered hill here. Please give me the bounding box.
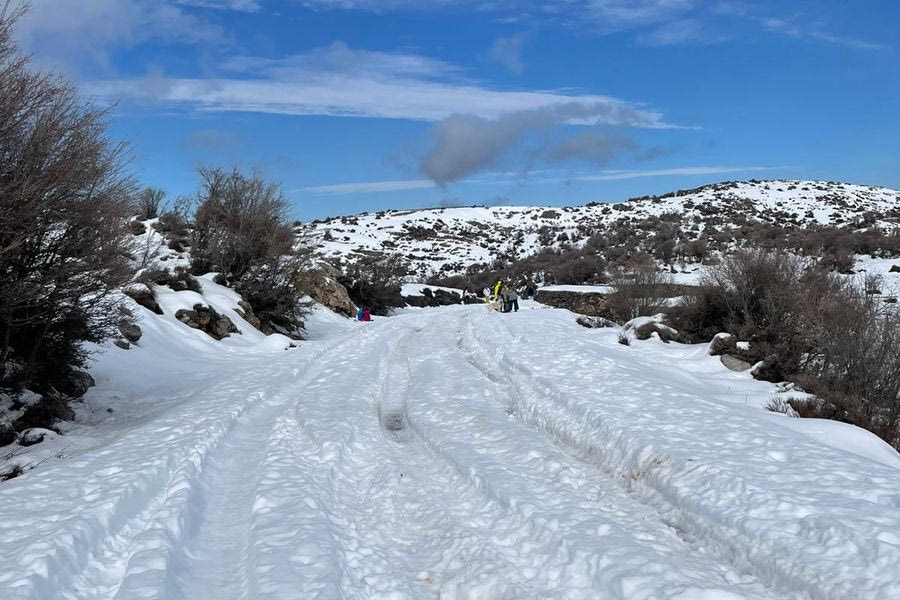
[298,180,900,278]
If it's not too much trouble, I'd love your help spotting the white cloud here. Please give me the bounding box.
[575,165,785,181]
[175,0,261,10]
[300,165,787,195]
[87,44,669,126]
[15,0,224,72]
[486,33,528,73]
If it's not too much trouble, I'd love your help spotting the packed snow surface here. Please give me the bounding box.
[2,303,900,599]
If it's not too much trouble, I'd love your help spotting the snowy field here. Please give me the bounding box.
[2,301,900,599]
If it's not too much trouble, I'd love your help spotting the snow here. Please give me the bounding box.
[299,180,900,278]
[1,302,899,599]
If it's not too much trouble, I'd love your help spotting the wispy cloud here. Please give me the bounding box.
[302,179,434,195]
[574,165,787,181]
[87,43,669,126]
[759,17,888,51]
[175,0,261,11]
[486,33,529,74]
[15,0,225,72]
[301,165,788,195]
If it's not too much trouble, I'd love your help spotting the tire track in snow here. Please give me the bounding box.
[391,314,784,599]
[457,313,817,599]
[32,330,369,600]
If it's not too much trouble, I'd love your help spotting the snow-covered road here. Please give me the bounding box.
[2,305,900,599]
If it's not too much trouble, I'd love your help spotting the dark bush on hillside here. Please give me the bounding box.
[136,187,165,220]
[607,258,674,320]
[339,253,407,315]
[0,8,135,396]
[190,167,310,338]
[672,248,900,449]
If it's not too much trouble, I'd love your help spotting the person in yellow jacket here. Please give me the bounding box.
[492,280,503,301]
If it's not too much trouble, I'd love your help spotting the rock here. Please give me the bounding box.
[235,300,262,330]
[890,265,900,273]
[750,355,780,382]
[124,284,163,315]
[175,304,240,340]
[576,315,617,329]
[12,395,74,432]
[0,422,15,447]
[634,320,678,342]
[295,267,356,318]
[114,339,131,350]
[56,370,95,398]
[534,289,617,320]
[720,354,752,372]
[18,427,55,447]
[707,332,734,356]
[118,321,142,343]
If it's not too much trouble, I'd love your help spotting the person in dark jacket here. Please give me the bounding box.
[362,307,372,321]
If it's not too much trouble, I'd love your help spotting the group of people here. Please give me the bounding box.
[355,306,372,321]
[485,280,519,313]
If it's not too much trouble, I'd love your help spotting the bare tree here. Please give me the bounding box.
[609,257,674,320]
[136,187,166,220]
[0,5,135,390]
[190,166,310,337]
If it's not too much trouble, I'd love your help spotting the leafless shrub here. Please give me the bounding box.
[674,248,900,449]
[190,167,310,337]
[0,7,135,393]
[135,187,165,220]
[608,258,674,320]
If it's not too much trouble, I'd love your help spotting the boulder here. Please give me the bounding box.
[124,284,163,315]
[235,300,262,330]
[118,321,142,344]
[295,268,356,318]
[720,354,752,372]
[634,320,678,342]
[175,304,240,340]
[707,332,734,356]
[0,422,15,447]
[12,395,74,432]
[56,370,95,398]
[889,265,900,273]
[114,339,131,350]
[576,315,617,329]
[18,427,55,447]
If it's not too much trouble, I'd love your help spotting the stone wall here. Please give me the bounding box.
[533,289,617,320]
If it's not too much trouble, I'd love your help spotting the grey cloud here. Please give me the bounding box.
[421,103,651,185]
[544,131,636,164]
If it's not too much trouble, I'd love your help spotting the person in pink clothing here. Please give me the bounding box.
[361,307,372,321]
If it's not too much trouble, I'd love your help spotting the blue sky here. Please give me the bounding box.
[15,0,900,220]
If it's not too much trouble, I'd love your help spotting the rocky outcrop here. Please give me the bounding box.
[296,266,356,318]
[890,265,900,273]
[534,289,617,320]
[175,304,239,340]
